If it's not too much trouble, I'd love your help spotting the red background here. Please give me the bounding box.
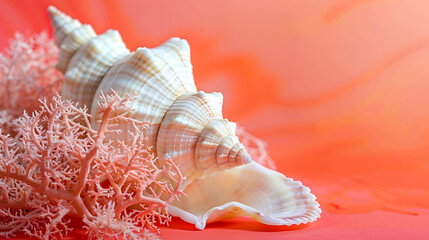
[1,0,429,239]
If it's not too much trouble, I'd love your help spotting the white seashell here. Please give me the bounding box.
[64,30,130,112]
[48,6,321,228]
[168,162,321,229]
[93,43,198,149]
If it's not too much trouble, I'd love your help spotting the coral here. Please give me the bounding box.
[0,92,183,239]
[0,111,14,135]
[0,32,63,131]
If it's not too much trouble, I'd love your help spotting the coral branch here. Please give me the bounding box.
[0,32,184,239]
[0,32,63,128]
[0,92,183,239]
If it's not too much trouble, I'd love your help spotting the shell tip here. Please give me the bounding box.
[47,5,83,47]
[238,150,252,165]
[47,5,68,24]
[47,5,64,21]
[47,5,59,15]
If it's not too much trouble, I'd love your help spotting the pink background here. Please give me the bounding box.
[1,0,429,239]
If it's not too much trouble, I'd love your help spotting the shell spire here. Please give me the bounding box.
[48,6,82,47]
[196,119,251,171]
[156,91,253,183]
[48,6,130,111]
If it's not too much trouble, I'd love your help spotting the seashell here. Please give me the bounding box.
[47,6,321,229]
[169,162,320,229]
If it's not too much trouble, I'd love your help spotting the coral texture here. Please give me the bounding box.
[0,32,63,134]
[0,92,183,239]
[0,32,63,113]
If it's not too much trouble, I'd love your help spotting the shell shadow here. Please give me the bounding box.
[166,217,314,232]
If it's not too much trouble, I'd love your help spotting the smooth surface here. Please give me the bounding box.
[1,0,429,239]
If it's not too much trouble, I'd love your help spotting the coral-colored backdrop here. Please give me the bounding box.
[1,0,429,239]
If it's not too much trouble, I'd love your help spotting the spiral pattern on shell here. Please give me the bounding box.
[48,6,252,185]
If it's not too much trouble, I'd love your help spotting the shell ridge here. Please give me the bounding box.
[151,38,195,90]
[192,118,224,173]
[195,118,230,169]
[48,6,82,46]
[154,54,187,93]
[216,135,239,169]
[195,119,233,172]
[156,92,229,184]
[62,29,130,111]
[56,24,96,73]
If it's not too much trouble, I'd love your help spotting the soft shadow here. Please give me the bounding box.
[166,216,315,232]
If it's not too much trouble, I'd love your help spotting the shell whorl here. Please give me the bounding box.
[90,39,198,148]
[156,92,251,181]
[48,6,130,112]
[196,119,251,171]
[48,6,252,185]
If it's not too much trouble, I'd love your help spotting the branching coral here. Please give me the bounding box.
[0,92,184,239]
[0,32,63,133]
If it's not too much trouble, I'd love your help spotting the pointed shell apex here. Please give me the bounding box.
[48,6,82,46]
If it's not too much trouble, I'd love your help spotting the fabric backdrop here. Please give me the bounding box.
[1,0,429,239]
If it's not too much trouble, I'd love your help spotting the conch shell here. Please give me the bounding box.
[48,6,321,229]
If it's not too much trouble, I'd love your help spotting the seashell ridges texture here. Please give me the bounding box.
[48,5,252,185]
[169,162,321,230]
[48,5,321,229]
